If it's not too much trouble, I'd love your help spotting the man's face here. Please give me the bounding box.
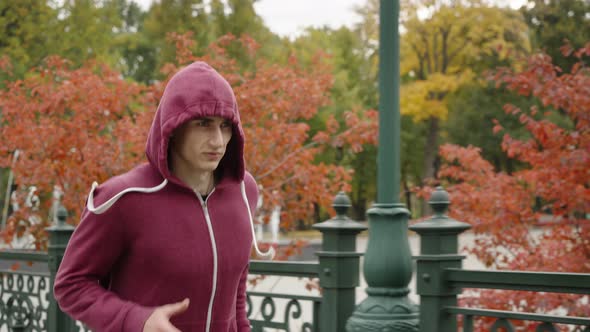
[170,116,233,175]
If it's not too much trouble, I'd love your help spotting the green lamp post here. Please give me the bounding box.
[346,0,419,331]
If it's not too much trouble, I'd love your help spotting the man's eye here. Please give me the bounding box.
[221,122,232,128]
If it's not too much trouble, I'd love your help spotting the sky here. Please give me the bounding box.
[132,0,527,39]
[252,0,366,38]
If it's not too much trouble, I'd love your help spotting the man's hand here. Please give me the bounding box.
[143,298,190,332]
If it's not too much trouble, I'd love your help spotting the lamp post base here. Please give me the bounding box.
[346,295,419,332]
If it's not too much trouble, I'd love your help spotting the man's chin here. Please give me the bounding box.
[205,162,221,171]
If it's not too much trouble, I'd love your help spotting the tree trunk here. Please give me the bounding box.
[421,116,440,216]
[352,171,366,221]
[403,178,412,214]
[352,198,366,222]
[422,116,440,181]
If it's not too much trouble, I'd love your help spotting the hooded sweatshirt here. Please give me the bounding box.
[54,62,270,332]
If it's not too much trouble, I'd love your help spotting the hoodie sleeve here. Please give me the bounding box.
[237,172,258,331]
[54,184,155,331]
[236,264,251,331]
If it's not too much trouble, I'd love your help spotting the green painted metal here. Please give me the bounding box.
[536,322,559,332]
[409,187,472,332]
[0,205,77,332]
[247,291,321,302]
[246,293,320,331]
[0,272,49,331]
[376,0,401,204]
[0,191,367,332]
[0,250,49,262]
[0,270,49,277]
[445,268,590,294]
[463,315,474,332]
[314,192,366,332]
[249,261,319,277]
[445,307,590,326]
[490,318,515,332]
[248,260,320,330]
[346,2,419,331]
[347,205,419,332]
[246,191,366,331]
[2,188,590,332]
[410,187,590,331]
[409,187,471,255]
[46,205,75,332]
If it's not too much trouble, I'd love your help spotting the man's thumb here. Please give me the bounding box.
[163,298,190,317]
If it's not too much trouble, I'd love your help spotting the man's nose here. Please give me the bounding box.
[209,127,224,147]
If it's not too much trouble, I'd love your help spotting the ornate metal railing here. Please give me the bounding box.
[0,192,367,332]
[247,261,321,331]
[0,254,327,332]
[446,269,590,332]
[4,188,587,332]
[0,248,92,332]
[0,250,49,332]
[410,187,590,332]
[0,271,49,332]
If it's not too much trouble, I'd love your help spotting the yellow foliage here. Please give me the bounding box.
[399,0,530,122]
[401,71,473,122]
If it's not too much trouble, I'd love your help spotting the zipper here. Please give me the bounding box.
[196,190,217,332]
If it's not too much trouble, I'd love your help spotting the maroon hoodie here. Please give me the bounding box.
[54,62,270,332]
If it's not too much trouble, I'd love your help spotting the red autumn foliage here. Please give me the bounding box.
[143,32,378,230]
[418,43,590,330]
[0,33,377,250]
[0,57,145,249]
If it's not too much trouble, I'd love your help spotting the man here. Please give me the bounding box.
[54,61,273,332]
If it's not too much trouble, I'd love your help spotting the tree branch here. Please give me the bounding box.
[256,141,318,180]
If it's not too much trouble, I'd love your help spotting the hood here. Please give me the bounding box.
[145,61,245,185]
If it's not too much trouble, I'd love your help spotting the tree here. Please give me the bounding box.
[208,0,280,72]
[211,0,271,43]
[0,57,145,249]
[0,0,150,82]
[286,25,380,220]
[141,0,212,81]
[444,81,532,174]
[0,32,377,248]
[400,0,531,187]
[160,32,378,228]
[521,0,590,72]
[139,0,281,82]
[108,0,155,82]
[0,0,58,77]
[51,0,125,68]
[420,43,590,330]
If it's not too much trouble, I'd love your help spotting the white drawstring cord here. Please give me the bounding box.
[87,178,274,258]
[241,181,275,259]
[87,179,169,214]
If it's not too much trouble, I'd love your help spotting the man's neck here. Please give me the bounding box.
[174,168,215,195]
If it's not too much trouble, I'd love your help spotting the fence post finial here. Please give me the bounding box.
[313,191,367,331]
[409,187,471,332]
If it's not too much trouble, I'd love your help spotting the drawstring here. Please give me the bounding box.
[87,179,169,214]
[87,178,275,259]
[241,181,275,259]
